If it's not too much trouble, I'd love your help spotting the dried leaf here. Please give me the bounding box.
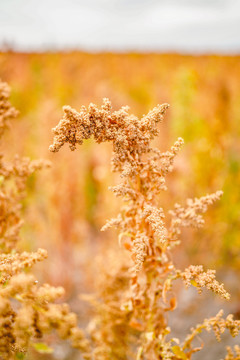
[171,345,187,360]
[32,342,53,354]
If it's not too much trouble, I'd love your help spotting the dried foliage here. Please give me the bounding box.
[0,154,50,252]
[0,273,90,359]
[50,98,240,359]
[0,80,90,360]
[0,248,47,284]
[0,80,18,138]
[224,345,240,360]
[179,265,230,299]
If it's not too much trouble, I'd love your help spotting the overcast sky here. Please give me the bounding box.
[0,0,240,53]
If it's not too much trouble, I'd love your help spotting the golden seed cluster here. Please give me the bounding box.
[50,98,240,359]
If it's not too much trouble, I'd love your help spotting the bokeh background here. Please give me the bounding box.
[0,1,240,359]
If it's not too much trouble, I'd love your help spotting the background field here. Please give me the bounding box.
[0,51,240,359]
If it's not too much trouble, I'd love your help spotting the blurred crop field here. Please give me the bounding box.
[0,52,240,358]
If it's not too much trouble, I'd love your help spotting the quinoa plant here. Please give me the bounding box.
[50,98,240,359]
[0,80,90,360]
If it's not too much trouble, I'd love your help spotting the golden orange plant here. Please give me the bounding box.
[50,98,240,359]
[0,80,90,360]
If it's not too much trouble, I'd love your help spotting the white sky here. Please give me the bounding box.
[0,0,240,53]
